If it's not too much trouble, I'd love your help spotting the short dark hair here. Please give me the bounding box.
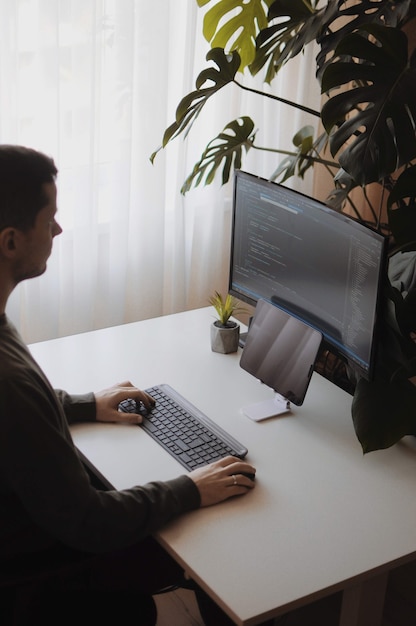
[0,145,58,232]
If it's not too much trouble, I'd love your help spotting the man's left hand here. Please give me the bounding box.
[94,381,154,424]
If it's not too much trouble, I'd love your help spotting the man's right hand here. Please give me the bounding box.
[189,456,256,507]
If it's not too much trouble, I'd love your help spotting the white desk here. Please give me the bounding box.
[29,307,416,626]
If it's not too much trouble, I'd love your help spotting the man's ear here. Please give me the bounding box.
[0,228,18,257]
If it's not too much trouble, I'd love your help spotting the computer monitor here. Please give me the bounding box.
[228,170,388,380]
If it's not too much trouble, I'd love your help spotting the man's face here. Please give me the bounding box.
[13,181,62,283]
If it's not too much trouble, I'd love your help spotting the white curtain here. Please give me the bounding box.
[0,0,321,343]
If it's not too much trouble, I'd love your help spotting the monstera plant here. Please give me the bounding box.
[152,0,416,453]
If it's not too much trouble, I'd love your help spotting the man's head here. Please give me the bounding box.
[0,145,58,232]
[0,146,62,293]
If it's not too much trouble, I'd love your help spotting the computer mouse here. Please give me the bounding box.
[241,472,256,482]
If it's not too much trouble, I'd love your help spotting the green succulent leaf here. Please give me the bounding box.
[209,290,248,325]
[180,116,256,194]
[321,24,416,186]
[251,0,337,83]
[197,0,274,70]
[150,48,240,163]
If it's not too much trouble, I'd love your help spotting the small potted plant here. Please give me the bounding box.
[209,291,246,354]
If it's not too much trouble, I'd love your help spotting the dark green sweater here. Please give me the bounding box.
[0,314,200,557]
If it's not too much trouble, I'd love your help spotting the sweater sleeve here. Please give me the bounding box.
[0,376,201,555]
[54,389,96,424]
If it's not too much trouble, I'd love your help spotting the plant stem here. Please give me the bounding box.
[233,79,321,118]
[362,185,379,225]
[251,144,338,168]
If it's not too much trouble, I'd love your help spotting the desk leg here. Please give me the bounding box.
[339,572,388,626]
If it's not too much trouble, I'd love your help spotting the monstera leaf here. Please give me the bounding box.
[316,0,413,80]
[150,49,240,163]
[325,169,360,213]
[352,376,416,453]
[387,165,416,209]
[352,307,416,453]
[152,0,416,222]
[180,117,256,194]
[352,246,416,452]
[197,0,274,70]
[270,126,333,183]
[321,24,416,186]
[250,0,337,83]
[271,126,314,183]
[387,166,416,245]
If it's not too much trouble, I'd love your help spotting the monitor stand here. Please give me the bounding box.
[238,315,253,348]
[238,331,248,348]
[242,393,291,422]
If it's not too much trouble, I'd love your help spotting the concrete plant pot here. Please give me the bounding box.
[210,321,240,354]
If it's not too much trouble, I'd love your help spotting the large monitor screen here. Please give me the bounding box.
[229,170,387,380]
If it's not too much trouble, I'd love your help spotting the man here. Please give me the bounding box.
[0,145,256,625]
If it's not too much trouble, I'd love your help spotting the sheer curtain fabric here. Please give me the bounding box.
[0,0,320,343]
